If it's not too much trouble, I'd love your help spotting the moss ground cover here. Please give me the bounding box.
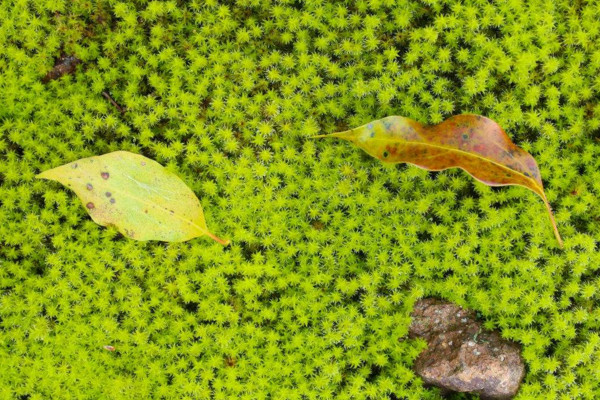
[1,1,600,398]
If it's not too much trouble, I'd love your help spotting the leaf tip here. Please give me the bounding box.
[311,130,354,141]
[310,133,335,139]
[36,170,52,180]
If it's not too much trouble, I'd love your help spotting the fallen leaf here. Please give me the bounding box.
[37,151,229,245]
[315,114,562,247]
[103,345,115,351]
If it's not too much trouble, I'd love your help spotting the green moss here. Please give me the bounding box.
[1,0,600,398]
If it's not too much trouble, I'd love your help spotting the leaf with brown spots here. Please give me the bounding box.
[37,151,229,245]
[314,114,562,247]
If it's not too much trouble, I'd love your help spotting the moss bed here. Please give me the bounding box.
[1,1,600,399]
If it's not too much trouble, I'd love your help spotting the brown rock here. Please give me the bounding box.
[42,55,81,83]
[409,298,525,399]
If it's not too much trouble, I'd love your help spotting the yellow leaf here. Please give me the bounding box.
[37,151,229,245]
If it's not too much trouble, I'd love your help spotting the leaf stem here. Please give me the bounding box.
[541,194,563,248]
[205,230,231,246]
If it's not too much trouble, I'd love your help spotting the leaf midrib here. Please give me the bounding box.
[361,137,544,195]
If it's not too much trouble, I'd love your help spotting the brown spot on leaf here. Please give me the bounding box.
[86,202,95,209]
[101,172,110,179]
[105,192,111,197]
[110,198,116,204]
[86,183,93,190]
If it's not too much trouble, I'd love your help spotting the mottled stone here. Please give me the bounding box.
[409,298,525,399]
